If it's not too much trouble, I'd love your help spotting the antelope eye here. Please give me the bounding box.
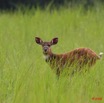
[48,44,50,46]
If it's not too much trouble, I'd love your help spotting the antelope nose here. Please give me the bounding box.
[44,48,47,52]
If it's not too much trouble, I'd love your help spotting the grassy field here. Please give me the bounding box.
[0,6,104,103]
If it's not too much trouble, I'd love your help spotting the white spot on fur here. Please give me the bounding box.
[43,55,50,60]
[99,52,103,58]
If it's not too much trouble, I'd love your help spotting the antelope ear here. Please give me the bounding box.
[51,38,58,45]
[35,37,43,45]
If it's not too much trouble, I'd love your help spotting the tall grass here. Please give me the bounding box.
[0,6,104,103]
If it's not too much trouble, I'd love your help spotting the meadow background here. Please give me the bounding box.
[0,4,104,103]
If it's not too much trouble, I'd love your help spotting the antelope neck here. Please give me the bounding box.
[43,53,56,62]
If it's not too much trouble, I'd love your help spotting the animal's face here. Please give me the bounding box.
[35,37,58,55]
[41,42,52,55]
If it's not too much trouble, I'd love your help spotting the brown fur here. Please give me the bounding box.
[46,48,100,75]
[35,37,102,76]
